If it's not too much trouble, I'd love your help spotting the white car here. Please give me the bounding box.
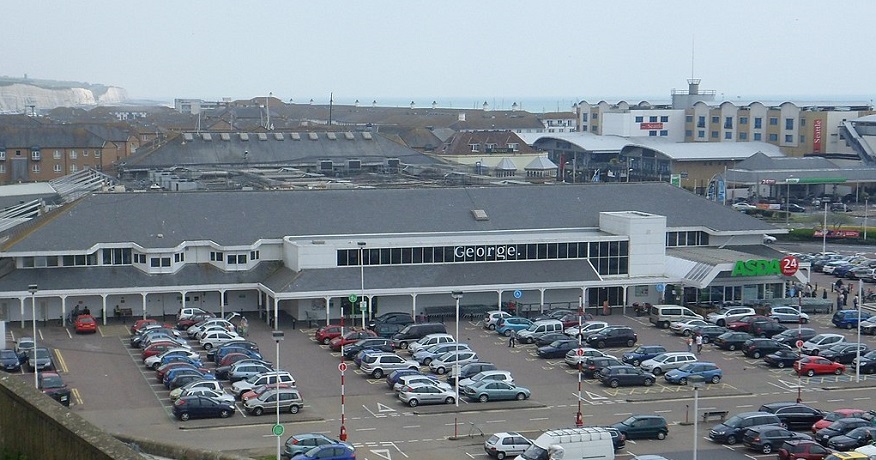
[177,307,213,321]
[768,306,810,324]
[195,324,235,340]
[428,351,479,375]
[763,235,777,244]
[169,379,223,400]
[231,371,296,399]
[706,307,756,327]
[669,319,710,336]
[199,330,241,350]
[360,353,419,379]
[408,333,455,354]
[398,383,457,407]
[457,370,514,392]
[393,374,452,393]
[187,319,236,338]
[563,347,610,368]
[564,321,609,338]
[801,333,846,355]
[144,348,201,369]
[639,352,698,375]
[733,202,757,212]
[483,311,512,330]
[179,388,235,405]
[484,432,532,460]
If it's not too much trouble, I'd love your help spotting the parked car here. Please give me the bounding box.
[707,307,757,327]
[428,350,479,375]
[412,342,471,366]
[292,444,356,460]
[853,350,876,373]
[691,325,729,343]
[457,370,514,392]
[803,334,847,355]
[564,347,612,368]
[144,348,201,370]
[611,414,668,440]
[210,341,261,362]
[765,349,803,368]
[231,371,296,399]
[38,372,71,406]
[25,347,53,372]
[727,315,778,333]
[536,339,580,359]
[169,379,224,401]
[385,369,424,390]
[769,306,811,324]
[743,338,792,359]
[814,409,876,433]
[73,314,97,333]
[580,356,624,379]
[314,324,344,345]
[622,345,667,366]
[777,439,834,460]
[484,431,532,460]
[564,321,609,338]
[714,331,754,351]
[483,311,512,330]
[640,352,697,375]
[743,425,813,454]
[0,349,22,372]
[243,387,304,415]
[329,329,377,351]
[463,380,530,403]
[670,319,710,336]
[815,418,872,446]
[408,333,456,354]
[172,394,235,421]
[833,310,872,330]
[228,362,274,383]
[820,343,869,364]
[446,362,497,386]
[393,374,450,393]
[361,352,420,379]
[177,307,213,322]
[496,317,533,337]
[342,338,394,360]
[398,383,457,407]
[584,325,637,348]
[759,402,826,431]
[369,312,414,329]
[597,365,656,388]
[709,411,782,444]
[283,433,349,459]
[199,330,241,350]
[534,332,570,347]
[664,362,723,385]
[827,427,876,451]
[178,388,235,405]
[774,327,818,346]
[795,356,845,377]
[15,337,35,363]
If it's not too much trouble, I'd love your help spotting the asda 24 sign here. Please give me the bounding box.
[731,256,799,277]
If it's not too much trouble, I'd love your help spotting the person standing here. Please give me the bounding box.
[239,316,249,338]
[508,334,516,348]
[695,333,703,354]
[686,336,693,353]
[854,295,859,310]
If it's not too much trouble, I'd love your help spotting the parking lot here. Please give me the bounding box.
[5,245,876,459]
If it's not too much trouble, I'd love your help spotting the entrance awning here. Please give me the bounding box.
[667,245,806,289]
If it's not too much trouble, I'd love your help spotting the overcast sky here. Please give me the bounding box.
[3,0,874,108]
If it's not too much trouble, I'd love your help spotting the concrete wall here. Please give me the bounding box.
[0,373,141,460]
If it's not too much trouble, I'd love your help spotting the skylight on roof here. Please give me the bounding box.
[327,132,337,140]
[291,133,301,140]
[471,209,489,221]
[309,133,319,140]
[220,133,230,141]
[344,132,354,140]
[274,133,284,141]
[257,133,268,141]
[362,132,373,140]
[183,133,194,141]
[239,133,249,141]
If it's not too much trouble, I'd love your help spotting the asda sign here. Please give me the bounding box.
[731,256,798,277]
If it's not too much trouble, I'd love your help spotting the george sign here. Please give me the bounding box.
[513,290,522,299]
[796,340,804,349]
[272,424,284,437]
[731,259,784,277]
[760,179,776,185]
[349,294,358,303]
[813,119,822,153]
[780,255,799,276]
[640,122,664,130]
[454,244,518,261]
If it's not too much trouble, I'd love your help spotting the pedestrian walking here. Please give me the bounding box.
[854,296,859,310]
[686,336,693,352]
[695,333,703,354]
[508,334,516,348]
[239,316,249,338]
[823,289,828,300]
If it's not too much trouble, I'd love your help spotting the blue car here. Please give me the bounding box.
[160,355,203,368]
[832,310,872,330]
[622,345,668,366]
[663,362,723,385]
[385,368,422,390]
[0,349,21,372]
[496,317,533,337]
[293,443,356,460]
[164,367,211,388]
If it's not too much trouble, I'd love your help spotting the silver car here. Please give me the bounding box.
[398,383,456,407]
[429,351,479,375]
[768,306,810,324]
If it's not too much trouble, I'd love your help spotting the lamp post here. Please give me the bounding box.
[857,281,863,382]
[451,290,463,439]
[690,374,705,460]
[575,295,584,427]
[272,330,285,460]
[822,202,828,253]
[358,242,366,329]
[28,284,38,389]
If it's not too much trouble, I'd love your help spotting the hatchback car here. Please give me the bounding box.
[819,343,869,364]
[496,317,533,337]
[640,352,697,375]
[670,319,710,336]
[329,329,377,351]
[597,365,656,388]
[691,325,729,343]
[25,347,53,372]
[743,425,813,454]
[664,362,722,385]
[813,409,876,433]
[393,374,450,392]
[172,394,235,421]
[564,347,611,368]
[622,345,667,366]
[429,351,479,375]
[38,372,71,406]
[774,327,818,346]
[727,315,778,333]
[581,356,624,379]
[832,310,872,330]
[815,418,872,446]
[795,356,845,377]
[0,349,21,372]
[803,334,847,355]
[412,342,471,365]
[714,331,753,351]
[446,362,497,385]
[398,383,456,407]
[611,414,668,440]
[243,387,304,415]
[743,338,792,359]
[283,433,348,459]
[585,326,637,348]
[765,348,803,368]
[536,339,580,359]
[342,338,394,360]
[361,353,419,379]
[294,444,356,460]
[759,402,826,431]
[777,439,833,460]
[709,411,783,444]
[564,321,609,338]
[314,324,344,345]
[770,306,811,324]
[707,307,757,326]
[827,426,876,451]
[408,333,456,354]
[228,362,274,383]
[463,380,531,403]
[369,312,414,329]
[483,311,513,330]
[73,314,97,334]
[484,432,532,459]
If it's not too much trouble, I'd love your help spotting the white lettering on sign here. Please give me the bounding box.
[455,244,518,261]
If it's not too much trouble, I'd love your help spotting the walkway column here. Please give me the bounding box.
[180,291,187,310]
[60,296,68,327]
[622,286,628,315]
[324,296,332,325]
[219,289,226,317]
[141,293,148,319]
[497,290,504,313]
[273,295,279,330]
[581,287,588,315]
[411,294,418,321]
[539,289,546,314]
[19,297,25,328]
[100,294,108,325]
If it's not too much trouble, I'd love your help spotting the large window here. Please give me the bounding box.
[102,248,132,265]
[666,231,710,247]
[337,241,629,276]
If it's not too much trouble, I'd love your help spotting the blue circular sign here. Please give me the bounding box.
[513,290,522,299]
[655,284,665,293]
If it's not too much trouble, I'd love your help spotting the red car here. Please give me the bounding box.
[794,356,845,377]
[240,382,294,401]
[142,341,187,360]
[329,329,377,351]
[315,324,344,345]
[74,314,97,334]
[726,315,776,332]
[217,352,252,367]
[176,313,214,331]
[130,318,172,334]
[812,409,874,433]
[777,440,833,460]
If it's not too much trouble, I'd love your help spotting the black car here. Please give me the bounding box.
[172,394,235,421]
[372,322,405,339]
[691,325,728,344]
[581,356,624,378]
[38,372,71,407]
[742,425,812,454]
[446,362,496,386]
[598,426,626,450]
[773,328,818,346]
[597,365,656,388]
[826,426,876,451]
[815,418,872,446]
[819,343,869,364]
[714,331,753,351]
[750,321,788,338]
[764,349,802,368]
[611,414,668,440]
[536,339,580,359]
[534,332,570,347]
[585,326,637,348]
[759,402,825,431]
[369,312,414,329]
[0,349,21,372]
[533,309,575,322]
[342,338,393,360]
[743,339,792,359]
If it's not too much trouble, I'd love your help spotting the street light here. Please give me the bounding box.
[28,284,38,389]
[451,290,463,439]
[690,374,705,460]
[822,202,828,253]
[358,242,366,329]
[272,330,285,460]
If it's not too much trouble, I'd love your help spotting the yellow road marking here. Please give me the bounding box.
[54,349,69,373]
[72,388,83,405]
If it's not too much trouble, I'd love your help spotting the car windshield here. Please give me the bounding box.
[41,375,64,389]
[677,363,696,372]
[519,444,549,460]
[0,350,16,359]
[29,349,50,359]
[619,416,638,426]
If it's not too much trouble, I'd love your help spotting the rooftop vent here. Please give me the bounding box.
[201,133,212,141]
[308,133,319,140]
[327,132,337,140]
[239,133,249,141]
[344,132,354,140]
[183,133,194,141]
[257,133,268,141]
[471,209,489,221]
[291,133,301,140]
[219,133,230,141]
[274,133,284,141]
[362,132,373,140]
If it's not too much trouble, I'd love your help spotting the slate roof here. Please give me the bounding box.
[726,152,876,183]
[525,157,558,170]
[4,183,778,253]
[495,158,518,171]
[440,132,539,156]
[122,131,439,168]
[0,126,106,149]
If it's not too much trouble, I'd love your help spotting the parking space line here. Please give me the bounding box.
[65,328,72,339]
[72,388,83,406]
[54,349,68,373]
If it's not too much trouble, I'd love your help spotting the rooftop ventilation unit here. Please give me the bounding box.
[274,133,284,140]
[344,132,354,140]
[219,133,230,141]
[183,133,194,141]
[319,160,333,170]
[471,209,489,221]
[257,133,268,141]
[239,133,249,141]
[362,132,373,140]
[291,133,301,140]
[387,158,400,168]
[347,159,361,170]
[201,133,212,141]
[309,133,319,140]
[327,132,337,140]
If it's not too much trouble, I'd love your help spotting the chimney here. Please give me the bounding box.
[688,78,701,95]
[354,99,359,107]
[511,102,519,112]
[483,101,489,111]
[410,101,415,109]
[372,100,377,107]
[432,101,437,109]
[458,112,466,122]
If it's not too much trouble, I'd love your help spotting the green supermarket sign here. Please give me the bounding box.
[731,259,781,277]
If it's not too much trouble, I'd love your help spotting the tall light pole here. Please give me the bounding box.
[822,202,828,253]
[690,375,705,460]
[358,242,366,329]
[864,198,869,241]
[857,281,863,382]
[451,291,463,439]
[271,330,285,460]
[575,295,584,427]
[28,284,38,389]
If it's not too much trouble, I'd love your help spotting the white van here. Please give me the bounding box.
[518,427,614,460]
[649,304,703,329]
[515,319,564,344]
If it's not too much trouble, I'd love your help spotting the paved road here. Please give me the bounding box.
[5,242,876,459]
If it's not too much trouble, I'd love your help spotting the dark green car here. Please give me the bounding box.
[612,414,668,440]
